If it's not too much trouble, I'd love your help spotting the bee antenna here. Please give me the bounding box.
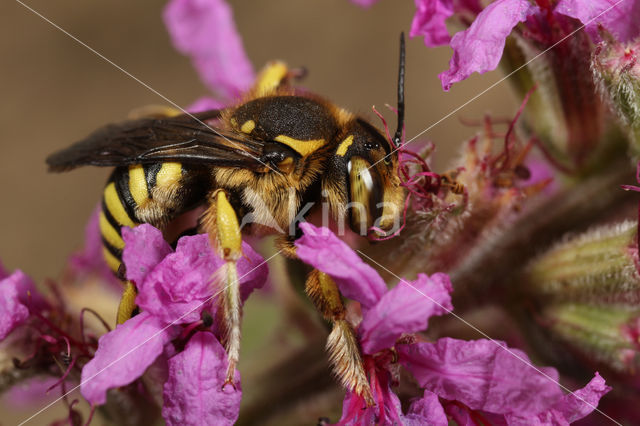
[393,32,405,147]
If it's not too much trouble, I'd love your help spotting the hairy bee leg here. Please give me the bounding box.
[306,270,374,405]
[202,190,243,386]
[116,281,137,325]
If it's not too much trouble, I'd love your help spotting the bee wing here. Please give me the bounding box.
[46,109,266,172]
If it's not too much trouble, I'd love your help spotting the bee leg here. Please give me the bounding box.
[306,270,374,405]
[116,281,137,325]
[252,61,295,96]
[276,236,373,403]
[202,190,243,387]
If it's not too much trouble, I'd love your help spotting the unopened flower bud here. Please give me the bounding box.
[539,303,640,374]
[524,221,639,305]
[502,26,607,170]
[592,37,640,157]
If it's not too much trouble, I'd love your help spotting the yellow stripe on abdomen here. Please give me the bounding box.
[103,246,122,273]
[128,165,149,206]
[99,211,124,250]
[156,162,182,188]
[103,182,136,227]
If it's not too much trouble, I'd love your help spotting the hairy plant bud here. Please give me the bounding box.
[592,36,640,157]
[503,28,608,171]
[524,221,640,305]
[539,303,640,374]
[523,221,640,374]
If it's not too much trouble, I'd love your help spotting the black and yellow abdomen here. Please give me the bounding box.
[99,162,211,274]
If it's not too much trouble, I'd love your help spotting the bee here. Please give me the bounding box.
[47,36,407,403]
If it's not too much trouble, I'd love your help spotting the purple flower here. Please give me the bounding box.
[349,0,380,8]
[80,224,267,423]
[412,0,640,90]
[398,339,561,416]
[438,0,537,91]
[127,225,267,324]
[296,223,611,425]
[295,223,387,309]
[358,273,452,355]
[555,0,640,43]
[0,260,7,279]
[164,0,255,101]
[506,373,611,425]
[187,96,225,113]
[163,332,241,425]
[410,0,481,47]
[0,270,48,341]
[80,312,178,405]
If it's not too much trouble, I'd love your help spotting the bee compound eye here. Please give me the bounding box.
[347,156,383,235]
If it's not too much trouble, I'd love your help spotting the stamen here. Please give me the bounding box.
[79,307,111,347]
[46,356,76,393]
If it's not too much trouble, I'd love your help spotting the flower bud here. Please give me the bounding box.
[502,23,609,170]
[592,36,640,157]
[539,303,640,374]
[524,221,640,305]
[521,221,640,374]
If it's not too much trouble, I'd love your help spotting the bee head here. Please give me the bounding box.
[345,32,406,239]
[332,119,404,239]
[324,32,406,239]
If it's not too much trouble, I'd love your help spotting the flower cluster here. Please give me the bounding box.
[403,0,640,169]
[80,225,267,424]
[296,223,609,425]
[5,0,640,424]
[408,0,640,90]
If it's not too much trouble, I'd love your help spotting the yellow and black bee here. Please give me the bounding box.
[47,36,407,403]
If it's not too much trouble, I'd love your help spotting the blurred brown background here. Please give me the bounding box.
[1,0,516,281]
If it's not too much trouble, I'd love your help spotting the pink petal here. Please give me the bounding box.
[295,223,387,309]
[410,0,455,47]
[187,96,226,113]
[439,0,537,91]
[336,377,404,425]
[443,403,478,426]
[555,0,640,43]
[0,261,7,280]
[359,273,453,354]
[507,372,611,425]
[349,0,379,7]
[336,391,374,425]
[162,332,241,426]
[164,0,255,100]
[516,157,558,195]
[405,390,448,426]
[2,376,69,408]
[0,270,47,340]
[398,338,563,416]
[135,232,267,325]
[552,372,611,422]
[122,224,173,286]
[80,312,178,405]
